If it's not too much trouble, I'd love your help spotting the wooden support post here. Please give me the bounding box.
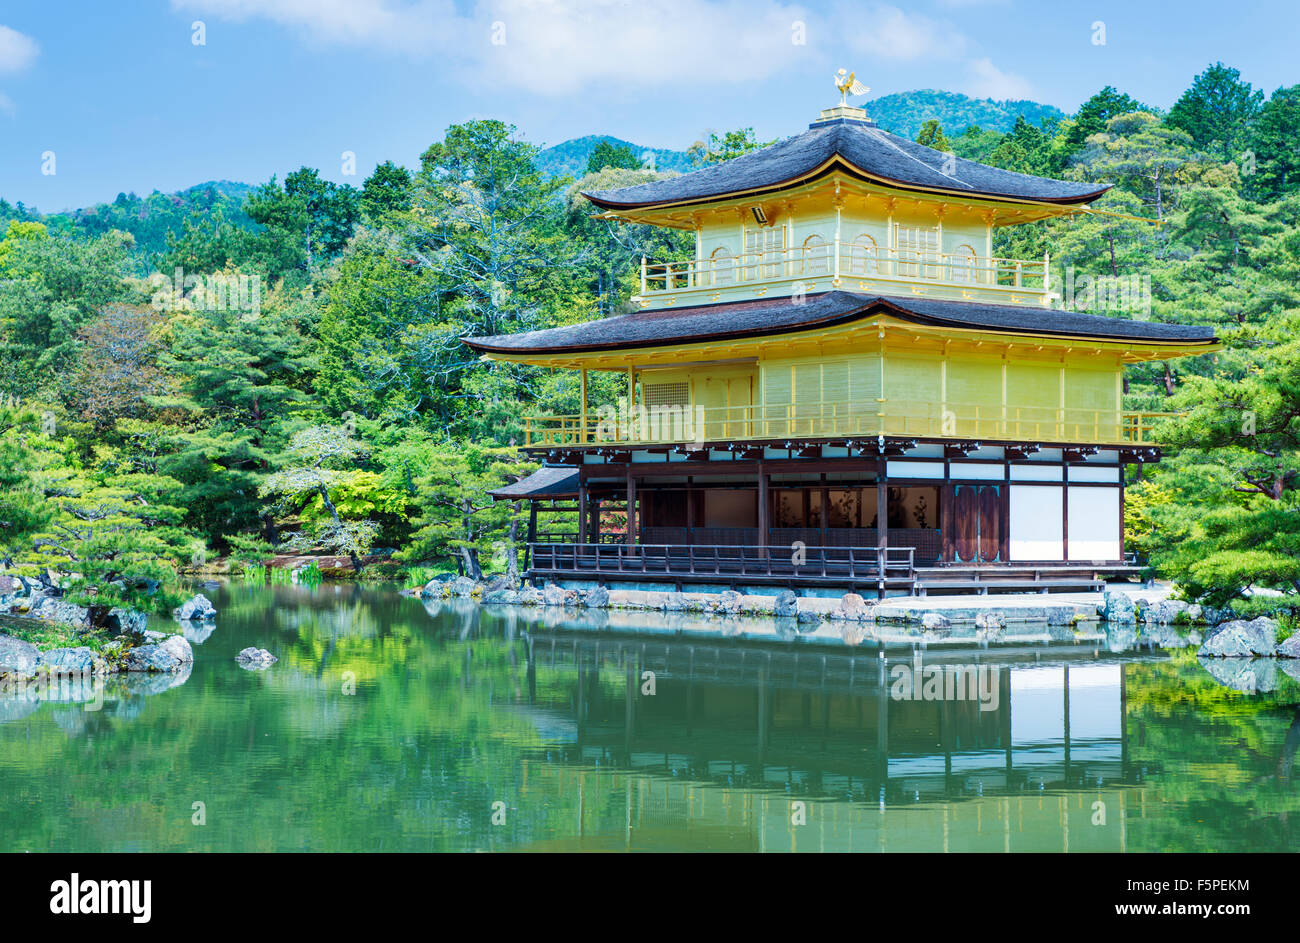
[526,501,538,571]
[877,461,888,599]
[580,368,588,444]
[577,482,589,544]
[626,366,636,442]
[625,467,636,546]
[757,461,769,556]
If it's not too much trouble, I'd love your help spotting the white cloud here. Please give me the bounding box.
[174,0,814,94]
[0,24,40,73]
[171,0,450,54]
[964,57,1033,100]
[841,3,967,62]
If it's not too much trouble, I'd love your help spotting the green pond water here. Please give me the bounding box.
[2,583,1299,852]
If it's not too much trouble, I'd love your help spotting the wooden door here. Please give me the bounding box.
[951,484,1003,563]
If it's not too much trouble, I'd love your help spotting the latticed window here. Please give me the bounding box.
[802,234,829,275]
[642,381,690,408]
[950,244,976,282]
[895,224,939,277]
[709,247,734,285]
[745,226,784,279]
[848,233,879,275]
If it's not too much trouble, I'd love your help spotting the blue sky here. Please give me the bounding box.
[1,0,1296,210]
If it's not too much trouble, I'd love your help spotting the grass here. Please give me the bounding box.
[0,615,113,652]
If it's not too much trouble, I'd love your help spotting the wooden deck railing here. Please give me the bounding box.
[529,542,916,586]
[523,402,1175,448]
[641,245,1049,295]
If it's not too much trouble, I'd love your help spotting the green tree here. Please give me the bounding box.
[585,140,641,174]
[915,119,951,152]
[260,425,380,572]
[400,443,536,580]
[1144,314,1300,607]
[1245,85,1300,200]
[1167,62,1263,162]
[360,160,413,225]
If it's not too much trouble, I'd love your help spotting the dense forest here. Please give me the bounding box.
[1,63,1297,619]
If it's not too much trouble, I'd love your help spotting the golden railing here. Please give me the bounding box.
[642,245,1049,295]
[522,402,1178,448]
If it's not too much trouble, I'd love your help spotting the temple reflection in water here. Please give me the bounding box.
[513,626,1148,852]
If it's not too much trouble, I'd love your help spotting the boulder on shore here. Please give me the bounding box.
[975,611,1006,641]
[1197,617,1278,658]
[125,635,194,672]
[773,590,798,618]
[583,585,610,608]
[1277,633,1300,659]
[107,608,148,635]
[715,590,744,615]
[835,593,873,622]
[40,646,108,676]
[449,575,480,597]
[1100,589,1136,624]
[0,635,41,680]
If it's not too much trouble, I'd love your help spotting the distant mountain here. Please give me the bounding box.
[536,135,694,180]
[0,180,257,257]
[865,90,1065,139]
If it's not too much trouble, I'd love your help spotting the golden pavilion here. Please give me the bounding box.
[466,87,1218,597]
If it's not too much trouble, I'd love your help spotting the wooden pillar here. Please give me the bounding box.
[526,501,538,571]
[577,482,589,544]
[876,462,888,550]
[590,497,601,545]
[686,477,695,540]
[626,366,636,443]
[757,461,769,554]
[625,467,636,546]
[580,368,588,444]
[820,484,829,546]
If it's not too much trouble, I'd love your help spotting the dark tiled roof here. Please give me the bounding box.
[489,465,579,498]
[584,117,1110,209]
[463,292,1218,354]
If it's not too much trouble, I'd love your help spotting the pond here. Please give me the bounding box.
[2,583,1298,852]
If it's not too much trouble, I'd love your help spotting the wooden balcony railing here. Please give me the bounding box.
[529,542,916,587]
[641,245,1048,296]
[522,401,1176,448]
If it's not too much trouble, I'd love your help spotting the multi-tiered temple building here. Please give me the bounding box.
[467,92,1218,597]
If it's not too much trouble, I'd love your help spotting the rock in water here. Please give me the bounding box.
[107,608,148,635]
[541,584,567,607]
[1101,589,1136,623]
[921,612,951,631]
[1277,633,1300,659]
[773,590,798,618]
[838,593,872,622]
[236,647,277,669]
[125,634,194,672]
[0,635,41,680]
[584,585,610,608]
[40,647,107,676]
[1142,599,1189,625]
[716,590,744,615]
[1198,618,1278,658]
[449,576,479,597]
[174,594,217,622]
[975,611,1006,640]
